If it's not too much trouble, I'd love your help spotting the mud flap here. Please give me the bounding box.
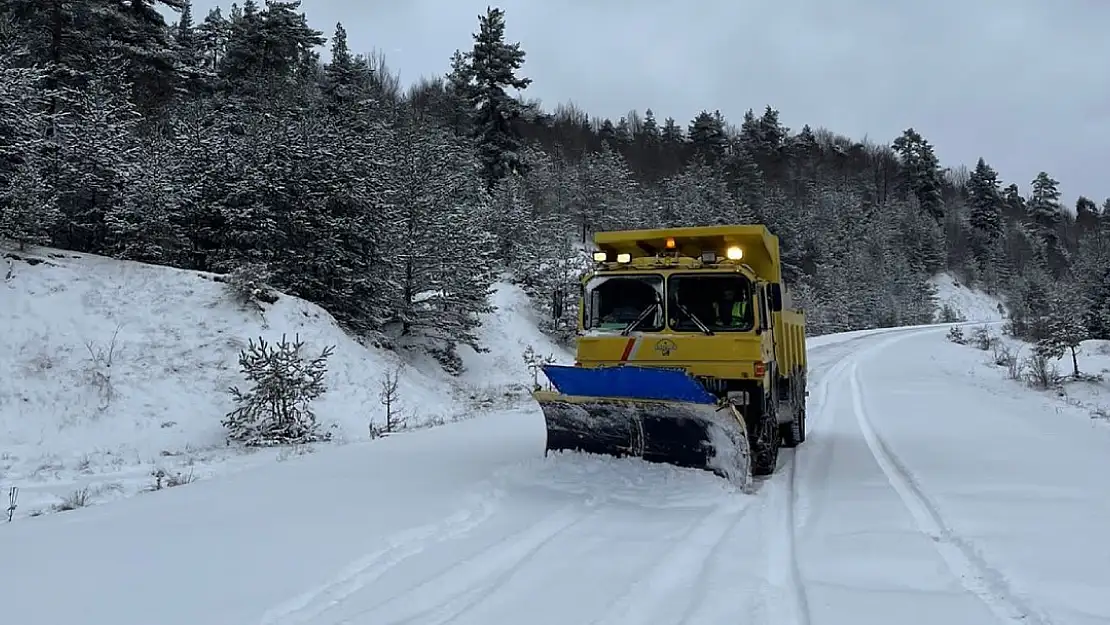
[533,365,753,490]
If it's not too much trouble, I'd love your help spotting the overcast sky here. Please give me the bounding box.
[183,0,1109,208]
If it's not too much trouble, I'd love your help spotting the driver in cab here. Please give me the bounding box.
[713,287,748,328]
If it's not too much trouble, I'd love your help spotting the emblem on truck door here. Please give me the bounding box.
[654,339,677,356]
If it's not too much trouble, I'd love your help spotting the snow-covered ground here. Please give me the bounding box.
[930,272,1007,322]
[13,249,1098,625]
[0,246,568,518]
[947,324,1110,424]
[4,322,1108,625]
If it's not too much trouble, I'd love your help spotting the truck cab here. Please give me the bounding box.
[573,226,808,449]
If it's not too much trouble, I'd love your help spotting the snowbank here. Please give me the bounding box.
[947,325,1110,425]
[930,272,1006,322]
[0,246,567,518]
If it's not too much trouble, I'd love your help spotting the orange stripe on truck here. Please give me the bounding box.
[619,337,636,361]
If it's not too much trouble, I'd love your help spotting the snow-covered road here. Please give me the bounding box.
[3,325,1108,625]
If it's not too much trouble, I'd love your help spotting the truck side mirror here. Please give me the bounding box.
[768,283,783,312]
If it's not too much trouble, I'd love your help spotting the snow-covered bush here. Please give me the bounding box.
[222,334,334,446]
[946,326,965,344]
[1023,341,1061,390]
[970,325,996,350]
[992,340,1018,370]
[224,262,278,311]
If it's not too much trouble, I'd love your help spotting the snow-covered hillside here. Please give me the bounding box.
[0,247,569,518]
[930,272,1007,322]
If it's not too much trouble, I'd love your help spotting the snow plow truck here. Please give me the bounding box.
[532,225,807,489]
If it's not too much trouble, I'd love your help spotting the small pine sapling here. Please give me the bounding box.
[223,334,335,446]
[946,326,965,345]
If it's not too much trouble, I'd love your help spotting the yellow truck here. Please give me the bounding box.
[532,224,807,488]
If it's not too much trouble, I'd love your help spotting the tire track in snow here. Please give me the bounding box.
[755,342,867,625]
[775,453,813,625]
[586,496,755,625]
[763,327,942,625]
[673,338,861,625]
[791,345,860,531]
[333,502,604,625]
[848,359,1055,625]
[257,485,506,625]
[760,337,876,625]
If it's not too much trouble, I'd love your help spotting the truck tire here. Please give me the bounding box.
[780,405,805,448]
[750,394,780,477]
[780,371,806,448]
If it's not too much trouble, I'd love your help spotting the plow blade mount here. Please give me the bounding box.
[534,365,752,488]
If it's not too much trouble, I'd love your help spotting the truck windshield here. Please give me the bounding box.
[668,274,755,332]
[584,275,664,332]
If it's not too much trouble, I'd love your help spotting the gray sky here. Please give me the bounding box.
[183,0,1110,209]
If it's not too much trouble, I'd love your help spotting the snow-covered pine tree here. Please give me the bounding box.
[223,334,335,446]
[196,7,230,71]
[379,117,495,367]
[321,22,373,114]
[575,144,644,232]
[966,157,1005,279]
[461,7,532,190]
[489,171,542,268]
[891,128,944,223]
[688,110,729,163]
[104,135,189,264]
[1040,281,1089,378]
[0,34,56,248]
[52,68,144,254]
[426,133,499,371]
[1027,171,1067,276]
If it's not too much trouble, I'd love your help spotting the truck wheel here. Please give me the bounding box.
[750,402,780,477]
[780,404,805,448]
[780,372,806,448]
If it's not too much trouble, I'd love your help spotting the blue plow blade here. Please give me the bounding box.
[540,364,717,404]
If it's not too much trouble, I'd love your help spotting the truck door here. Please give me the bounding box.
[757,285,776,378]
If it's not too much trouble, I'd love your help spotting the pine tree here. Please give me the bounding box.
[104,135,188,263]
[321,22,372,113]
[640,109,660,145]
[0,38,56,248]
[1041,281,1089,377]
[891,128,944,222]
[52,72,144,253]
[966,157,1004,262]
[461,7,532,190]
[1028,171,1067,275]
[688,110,728,163]
[661,117,683,143]
[223,334,334,446]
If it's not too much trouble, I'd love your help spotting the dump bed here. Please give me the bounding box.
[775,308,807,376]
